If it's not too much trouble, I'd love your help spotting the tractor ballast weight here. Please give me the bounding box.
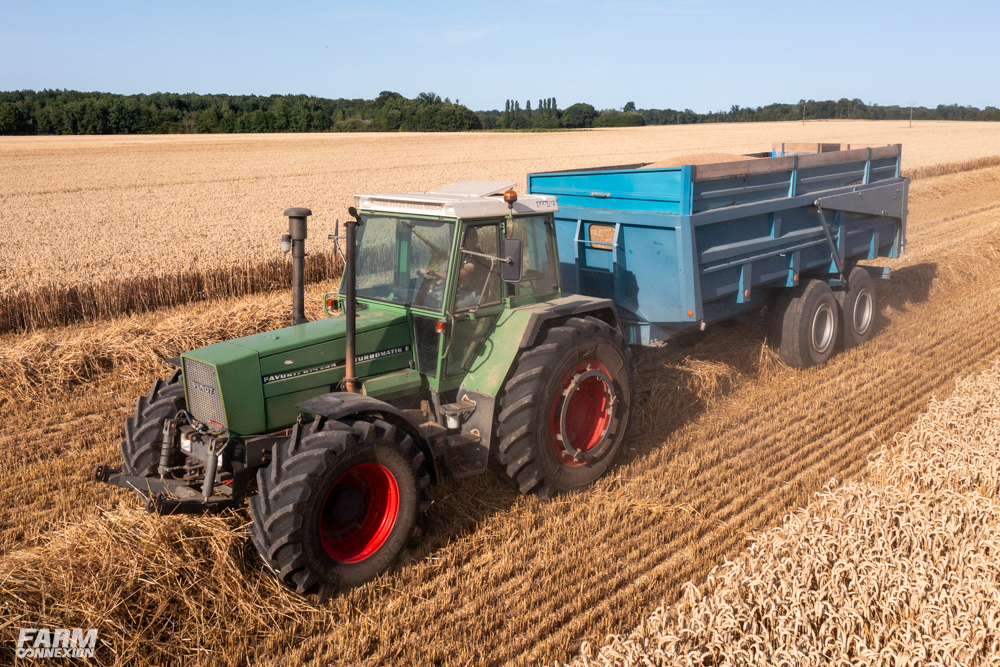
[97,147,909,596]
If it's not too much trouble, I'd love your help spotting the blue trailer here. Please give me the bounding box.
[528,144,907,366]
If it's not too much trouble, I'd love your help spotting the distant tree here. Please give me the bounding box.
[289,99,311,132]
[0,102,29,134]
[593,109,645,127]
[623,101,636,112]
[561,102,596,128]
[195,107,220,133]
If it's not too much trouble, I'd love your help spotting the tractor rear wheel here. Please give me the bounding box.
[121,369,186,477]
[771,279,839,368]
[249,415,429,597]
[496,316,632,499]
[835,266,877,348]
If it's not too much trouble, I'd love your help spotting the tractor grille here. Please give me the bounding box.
[183,358,227,428]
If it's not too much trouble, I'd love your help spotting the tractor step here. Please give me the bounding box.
[445,432,486,478]
[440,400,477,417]
[447,432,481,447]
[440,399,477,429]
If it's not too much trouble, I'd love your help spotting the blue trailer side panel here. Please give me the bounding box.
[527,167,687,214]
[529,145,907,345]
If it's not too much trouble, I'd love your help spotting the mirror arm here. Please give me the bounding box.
[460,248,512,264]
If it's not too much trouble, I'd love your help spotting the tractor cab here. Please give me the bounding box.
[333,181,562,392]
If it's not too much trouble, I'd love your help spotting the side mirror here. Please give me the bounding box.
[501,238,522,283]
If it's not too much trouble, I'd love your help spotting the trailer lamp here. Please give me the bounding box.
[794,274,799,281]
[280,233,291,253]
[503,189,518,204]
[687,310,694,317]
[435,322,446,333]
[744,290,750,298]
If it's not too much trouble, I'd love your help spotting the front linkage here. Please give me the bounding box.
[94,384,281,515]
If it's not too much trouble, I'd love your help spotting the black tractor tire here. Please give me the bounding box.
[249,415,430,597]
[496,316,632,499]
[121,369,186,477]
[835,266,877,348]
[771,279,840,368]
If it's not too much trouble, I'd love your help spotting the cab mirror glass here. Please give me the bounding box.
[501,238,522,283]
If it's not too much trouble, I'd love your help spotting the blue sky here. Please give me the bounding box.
[1,0,995,112]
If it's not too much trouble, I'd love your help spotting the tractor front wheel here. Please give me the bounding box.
[121,369,186,477]
[249,415,429,597]
[496,316,632,498]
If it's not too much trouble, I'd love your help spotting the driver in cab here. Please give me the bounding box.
[419,227,491,308]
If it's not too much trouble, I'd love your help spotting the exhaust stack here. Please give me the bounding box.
[283,207,311,326]
[343,207,363,393]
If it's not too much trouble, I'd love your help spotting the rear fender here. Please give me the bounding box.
[518,303,621,348]
[459,296,622,398]
[296,392,439,485]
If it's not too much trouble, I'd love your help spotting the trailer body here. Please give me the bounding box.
[527,145,907,344]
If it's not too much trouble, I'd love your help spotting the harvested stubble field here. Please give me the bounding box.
[3,120,1000,331]
[3,129,1000,666]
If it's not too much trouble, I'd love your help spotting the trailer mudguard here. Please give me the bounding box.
[296,392,439,485]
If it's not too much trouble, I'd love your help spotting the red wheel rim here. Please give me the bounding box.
[549,359,616,467]
[319,462,400,563]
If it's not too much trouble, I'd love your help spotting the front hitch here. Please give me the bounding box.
[92,463,241,515]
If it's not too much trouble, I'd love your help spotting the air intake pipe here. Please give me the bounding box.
[282,207,311,326]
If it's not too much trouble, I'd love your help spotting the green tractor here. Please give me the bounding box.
[96,181,634,596]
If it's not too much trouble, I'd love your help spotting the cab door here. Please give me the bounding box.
[443,220,504,378]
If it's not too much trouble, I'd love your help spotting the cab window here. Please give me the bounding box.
[508,216,558,298]
[454,223,502,311]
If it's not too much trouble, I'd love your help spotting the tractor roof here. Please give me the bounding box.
[354,180,558,220]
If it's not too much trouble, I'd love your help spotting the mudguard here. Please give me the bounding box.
[296,392,440,485]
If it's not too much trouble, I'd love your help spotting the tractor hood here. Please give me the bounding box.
[231,309,407,361]
[180,309,414,435]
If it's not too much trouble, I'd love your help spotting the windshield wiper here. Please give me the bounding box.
[401,220,449,258]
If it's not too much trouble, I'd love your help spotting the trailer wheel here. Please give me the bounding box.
[835,266,877,348]
[496,316,632,499]
[121,369,186,477]
[771,279,839,368]
[249,415,429,597]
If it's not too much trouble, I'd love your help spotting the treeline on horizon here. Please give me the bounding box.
[1,89,998,135]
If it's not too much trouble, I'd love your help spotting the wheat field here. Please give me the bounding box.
[3,128,1000,665]
[3,121,1000,330]
[567,360,1000,667]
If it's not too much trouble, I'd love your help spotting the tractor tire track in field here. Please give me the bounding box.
[2,166,1000,666]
